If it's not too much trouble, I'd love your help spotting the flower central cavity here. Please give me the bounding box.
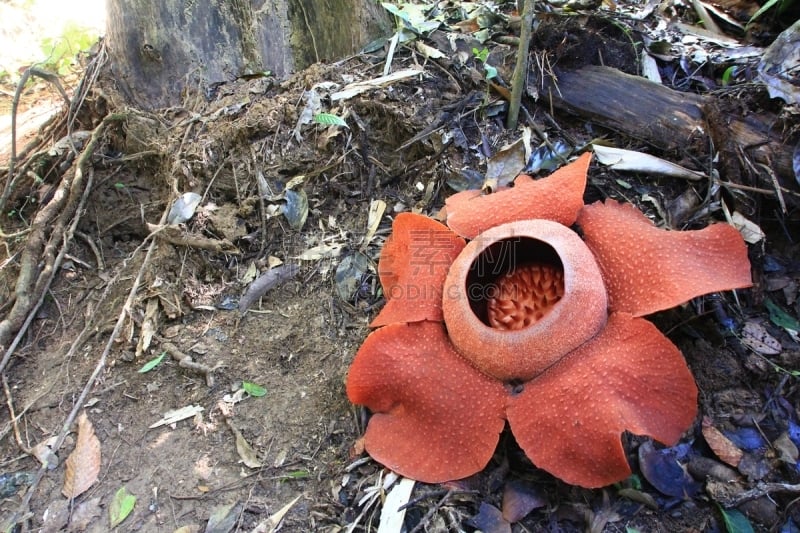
[486,264,565,330]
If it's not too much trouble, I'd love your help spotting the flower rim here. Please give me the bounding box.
[442,219,608,381]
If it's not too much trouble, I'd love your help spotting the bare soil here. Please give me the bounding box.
[1,8,799,533]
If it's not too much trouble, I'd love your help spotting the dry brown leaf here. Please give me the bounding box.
[62,413,101,499]
[227,420,262,469]
[702,417,743,467]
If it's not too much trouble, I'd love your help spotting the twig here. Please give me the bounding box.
[722,482,800,507]
[2,374,31,454]
[507,0,535,130]
[75,231,105,270]
[162,342,222,387]
[408,489,455,533]
[145,222,240,253]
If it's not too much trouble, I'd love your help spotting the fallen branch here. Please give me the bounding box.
[162,342,223,387]
[145,222,240,253]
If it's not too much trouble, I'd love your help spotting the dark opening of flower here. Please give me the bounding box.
[464,238,565,330]
[346,152,753,488]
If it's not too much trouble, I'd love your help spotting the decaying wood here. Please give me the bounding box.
[540,65,798,206]
[145,223,240,253]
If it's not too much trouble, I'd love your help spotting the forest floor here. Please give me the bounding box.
[0,2,799,532]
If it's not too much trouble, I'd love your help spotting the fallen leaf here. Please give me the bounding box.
[227,421,262,469]
[764,298,800,338]
[167,192,202,225]
[361,199,387,251]
[378,477,415,533]
[149,405,205,429]
[617,487,658,509]
[206,502,242,533]
[62,413,101,499]
[31,436,59,469]
[242,381,267,397]
[702,418,744,467]
[295,242,344,261]
[41,499,69,533]
[331,69,423,101]
[173,526,202,533]
[592,144,704,180]
[282,188,308,230]
[773,433,798,465]
[740,321,782,355]
[250,495,302,533]
[502,479,546,523]
[483,139,527,191]
[109,486,136,528]
[638,441,700,499]
[139,351,166,373]
[334,252,373,302]
[718,505,755,533]
[730,212,765,244]
[416,41,445,59]
[723,427,766,452]
[467,502,511,533]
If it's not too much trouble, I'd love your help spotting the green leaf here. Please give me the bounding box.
[718,507,755,533]
[138,352,166,373]
[114,182,126,189]
[313,113,348,127]
[747,0,780,25]
[484,64,498,80]
[765,298,800,333]
[382,2,410,22]
[242,381,267,397]
[472,47,489,62]
[109,486,136,528]
[721,66,736,86]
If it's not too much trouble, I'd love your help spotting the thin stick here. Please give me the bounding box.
[507,0,535,130]
[2,374,31,454]
[408,489,455,533]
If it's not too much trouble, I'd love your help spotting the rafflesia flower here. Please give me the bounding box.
[346,153,752,488]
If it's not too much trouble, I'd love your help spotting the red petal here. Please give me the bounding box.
[371,213,465,327]
[506,312,697,488]
[346,321,507,482]
[578,200,752,317]
[445,153,592,239]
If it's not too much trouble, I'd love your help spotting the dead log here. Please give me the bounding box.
[540,65,798,207]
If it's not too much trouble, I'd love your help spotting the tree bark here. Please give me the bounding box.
[105,0,391,109]
[541,65,799,206]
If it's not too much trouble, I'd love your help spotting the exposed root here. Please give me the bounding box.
[0,113,128,366]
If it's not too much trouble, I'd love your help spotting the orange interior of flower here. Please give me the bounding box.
[486,264,564,330]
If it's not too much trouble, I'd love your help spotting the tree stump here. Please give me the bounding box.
[105,0,392,109]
